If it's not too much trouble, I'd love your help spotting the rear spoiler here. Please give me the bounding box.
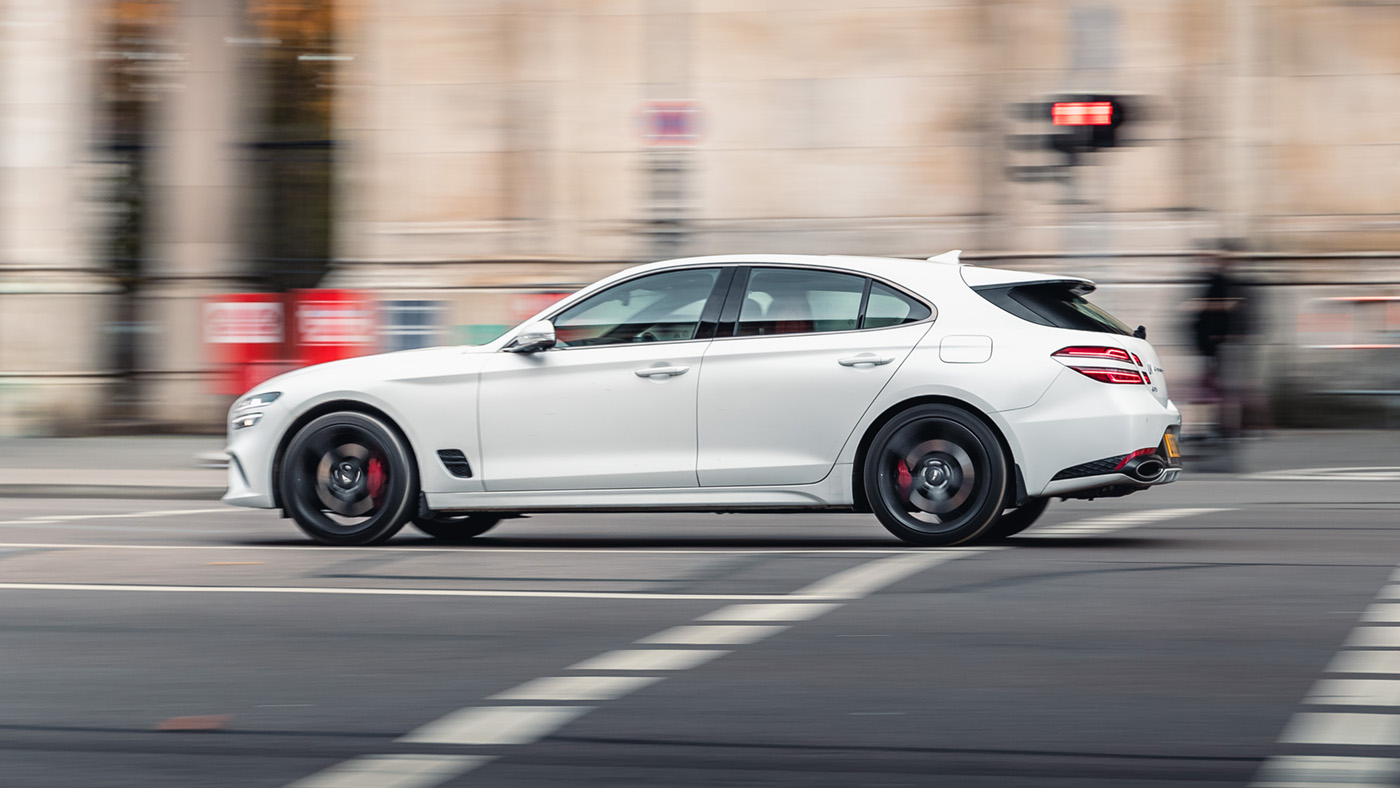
[960,265,1096,295]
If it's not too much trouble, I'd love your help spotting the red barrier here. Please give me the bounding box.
[204,294,286,396]
[288,289,377,367]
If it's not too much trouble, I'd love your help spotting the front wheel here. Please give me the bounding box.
[279,411,418,546]
[864,404,1008,546]
[413,513,502,543]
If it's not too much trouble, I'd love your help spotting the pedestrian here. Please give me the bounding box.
[1186,239,1256,467]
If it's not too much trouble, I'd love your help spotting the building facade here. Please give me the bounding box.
[3,0,1400,434]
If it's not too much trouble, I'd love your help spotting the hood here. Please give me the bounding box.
[253,345,485,395]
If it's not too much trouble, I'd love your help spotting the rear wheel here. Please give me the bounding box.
[982,497,1051,541]
[279,412,417,546]
[413,513,502,543]
[864,404,1008,546]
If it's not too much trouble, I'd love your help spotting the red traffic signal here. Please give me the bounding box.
[1051,101,1114,126]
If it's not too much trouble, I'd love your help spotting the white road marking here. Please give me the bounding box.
[1376,586,1400,601]
[1249,467,1400,482]
[1279,712,1400,746]
[0,583,817,602]
[1022,508,1228,537]
[698,602,841,622]
[566,649,730,672]
[286,755,492,788]
[793,549,989,599]
[1253,755,1400,788]
[279,507,1214,788]
[0,541,950,556]
[398,706,593,746]
[1253,564,1400,786]
[489,675,663,702]
[1327,650,1400,675]
[1343,628,1400,648]
[1306,679,1400,707]
[1360,604,1400,623]
[638,624,789,646]
[28,508,229,522]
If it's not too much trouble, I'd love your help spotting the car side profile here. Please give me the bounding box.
[223,252,1182,546]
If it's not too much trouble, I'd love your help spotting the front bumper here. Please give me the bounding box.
[220,401,288,510]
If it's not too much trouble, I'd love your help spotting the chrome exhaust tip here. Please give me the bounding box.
[1127,457,1166,482]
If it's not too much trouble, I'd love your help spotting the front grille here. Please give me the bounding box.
[436,449,474,478]
[1051,455,1127,481]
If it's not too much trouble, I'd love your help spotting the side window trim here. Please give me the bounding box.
[694,266,736,341]
[716,266,751,339]
[856,277,873,329]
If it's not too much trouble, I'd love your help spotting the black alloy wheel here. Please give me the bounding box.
[981,496,1051,541]
[864,404,1008,546]
[413,513,503,543]
[279,411,418,546]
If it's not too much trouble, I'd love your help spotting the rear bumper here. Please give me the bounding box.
[1003,367,1183,497]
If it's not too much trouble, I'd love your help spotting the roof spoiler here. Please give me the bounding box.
[925,249,963,265]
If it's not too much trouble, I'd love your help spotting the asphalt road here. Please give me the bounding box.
[3,469,1400,787]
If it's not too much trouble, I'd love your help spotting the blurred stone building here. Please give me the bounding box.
[3,0,1400,434]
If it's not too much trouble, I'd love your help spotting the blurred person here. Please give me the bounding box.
[1186,239,1260,468]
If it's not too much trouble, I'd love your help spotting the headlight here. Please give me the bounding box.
[232,412,264,430]
[233,391,281,413]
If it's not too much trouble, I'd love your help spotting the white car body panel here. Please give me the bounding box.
[696,321,930,487]
[478,341,708,491]
[224,252,1182,522]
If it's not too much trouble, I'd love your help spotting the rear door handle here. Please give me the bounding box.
[635,365,690,378]
[838,355,894,367]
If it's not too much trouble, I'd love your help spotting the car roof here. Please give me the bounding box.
[620,253,1093,293]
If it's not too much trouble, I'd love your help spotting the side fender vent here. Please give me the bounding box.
[436,449,474,478]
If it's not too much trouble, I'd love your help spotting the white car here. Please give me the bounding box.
[223,252,1181,547]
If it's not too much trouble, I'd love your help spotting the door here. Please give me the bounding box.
[697,268,933,487]
[478,267,727,492]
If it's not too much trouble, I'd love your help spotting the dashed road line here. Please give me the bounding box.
[637,624,789,646]
[1020,508,1228,538]
[285,755,493,788]
[285,506,1225,788]
[398,706,594,747]
[1253,755,1400,788]
[698,602,841,621]
[1251,564,1400,786]
[565,649,731,672]
[488,676,664,702]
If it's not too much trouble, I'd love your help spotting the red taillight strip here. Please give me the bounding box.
[1053,346,1133,363]
[1114,448,1160,470]
[1068,366,1146,385]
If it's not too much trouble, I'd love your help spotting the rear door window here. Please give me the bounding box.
[737,268,866,336]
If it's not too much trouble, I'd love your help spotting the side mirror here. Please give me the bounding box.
[1133,325,1147,340]
[506,320,557,353]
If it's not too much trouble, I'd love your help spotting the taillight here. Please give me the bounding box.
[1068,366,1146,385]
[1053,346,1133,363]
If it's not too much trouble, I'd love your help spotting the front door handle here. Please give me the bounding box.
[635,365,690,378]
[838,355,894,367]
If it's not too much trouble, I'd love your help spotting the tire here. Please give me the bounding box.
[413,513,502,543]
[279,411,418,546]
[864,404,1009,546]
[981,496,1050,541]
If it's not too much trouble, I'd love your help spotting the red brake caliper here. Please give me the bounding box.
[896,460,913,500]
[366,457,386,503]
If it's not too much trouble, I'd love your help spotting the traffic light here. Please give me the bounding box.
[1005,94,1138,183]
